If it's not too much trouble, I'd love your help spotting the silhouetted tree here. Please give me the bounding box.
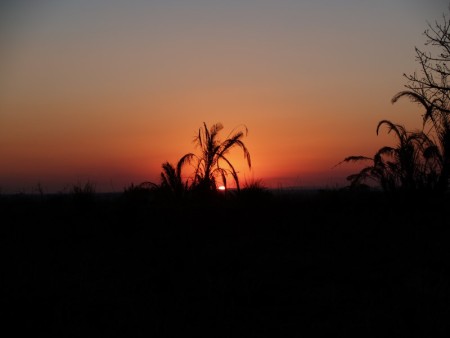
[392,11,450,192]
[340,11,450,193]
[400,13,450,115]
[184,122,251,194]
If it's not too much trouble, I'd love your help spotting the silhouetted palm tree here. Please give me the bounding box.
[184,122,251,194]
[338,120,438,192]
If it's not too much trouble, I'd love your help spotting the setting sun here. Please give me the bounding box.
[218,185,226,191]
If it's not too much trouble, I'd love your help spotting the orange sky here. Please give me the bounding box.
[0,1,447,193]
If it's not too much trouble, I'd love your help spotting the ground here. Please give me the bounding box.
[2,189,450,337]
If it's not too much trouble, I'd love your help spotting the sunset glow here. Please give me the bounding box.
[0,1,447,193]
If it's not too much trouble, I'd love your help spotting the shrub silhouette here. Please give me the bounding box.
[158,160,192,199]
[239,178,273,203]
[71,180,96,204]
[121,182,156,205]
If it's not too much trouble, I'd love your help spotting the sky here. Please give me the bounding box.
[0,0,449,193]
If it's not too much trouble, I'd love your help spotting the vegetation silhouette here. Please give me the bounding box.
[3,176,450,337]
[159,160,191,199]
[337,120,439,192]
[187,122,251,194]
[338,11,450,194]
[4,10,450,338]
[70,180,97,206]
[143,122,254,202]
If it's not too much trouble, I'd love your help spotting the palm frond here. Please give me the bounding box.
[210,122,224,139]
[218,154,240,190]
[391,90,430,108]
[376,146,396,156]
[376,120,407,143]
[177,153,195,178]
[333,156,372,168]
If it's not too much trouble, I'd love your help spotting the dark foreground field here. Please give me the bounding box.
[2,189,450,337]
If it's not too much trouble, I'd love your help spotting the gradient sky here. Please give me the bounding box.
[1,0,448,193]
